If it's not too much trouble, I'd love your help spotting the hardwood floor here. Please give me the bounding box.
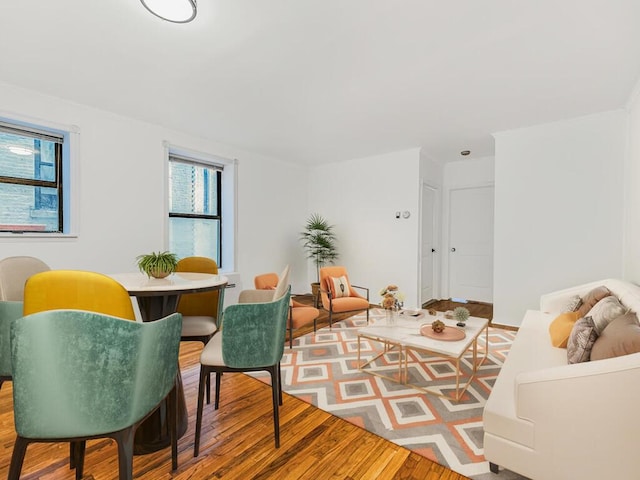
[0,337,469,480]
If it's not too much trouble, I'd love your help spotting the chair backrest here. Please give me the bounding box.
[10,309,182,438]
[273,265,290,301]
[175,256,220,318]
[0,301,23,378]
[0,256,50,301]
[221,286,290,369]
[23,270,135,320]
[254,273,278,290]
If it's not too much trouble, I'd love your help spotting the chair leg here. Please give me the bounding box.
[269,365,281,448]
[114,428,135,480]
[206,372,211,405]
[74,441,86,480]
[366,308,370,324]
[289,323,293,349]
[169,382,178,470]
[7,436,29,480]
[194,366,209,457]
[69,442,76,469]
[215,371,222,410]
[278,362,283,406]
[313,318,317,333]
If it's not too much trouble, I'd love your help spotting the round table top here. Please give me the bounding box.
[108,272,228,296]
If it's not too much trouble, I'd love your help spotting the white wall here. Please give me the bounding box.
[493,110,627,326]
[0,82,310,295]
[308,148,422,308]
[624,80,640,283]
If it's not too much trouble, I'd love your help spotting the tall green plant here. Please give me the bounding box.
[300,213,339,283]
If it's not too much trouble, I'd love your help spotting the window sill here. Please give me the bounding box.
[0,232,78,240]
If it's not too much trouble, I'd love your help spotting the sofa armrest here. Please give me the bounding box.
[517,352,640,437]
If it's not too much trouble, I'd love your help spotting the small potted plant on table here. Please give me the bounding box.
[136,251,179,279]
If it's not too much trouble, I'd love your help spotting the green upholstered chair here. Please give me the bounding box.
[8,309,182,480]
[0,301,22,389]
[193,286,291,456]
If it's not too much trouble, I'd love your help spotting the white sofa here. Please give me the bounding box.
[483,279,640,480]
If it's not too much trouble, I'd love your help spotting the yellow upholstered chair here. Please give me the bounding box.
[254,272,319,348]
[319,266,370,328]
[175,256,222,345]
[0,256,50,301]
[23,270,135,320]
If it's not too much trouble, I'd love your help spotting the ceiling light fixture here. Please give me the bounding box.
[460,150,471,156]
[140,0,197,23]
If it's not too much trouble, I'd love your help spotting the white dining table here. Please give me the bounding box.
[108,272,228,322]
[107,271,228,454]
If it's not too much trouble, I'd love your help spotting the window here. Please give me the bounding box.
[0,120,67,233]
[168,154,223,266]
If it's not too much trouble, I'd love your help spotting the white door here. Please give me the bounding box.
[448,185,494,303]
[420,185,437,306]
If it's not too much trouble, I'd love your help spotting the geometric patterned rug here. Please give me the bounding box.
[252,308,528,479]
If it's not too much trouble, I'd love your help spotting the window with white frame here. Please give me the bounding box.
[168,153,224,266]
[0,120,69,233]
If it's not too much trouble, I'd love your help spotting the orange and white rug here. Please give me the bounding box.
[254,308,526,479]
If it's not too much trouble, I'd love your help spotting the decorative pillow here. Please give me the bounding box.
[591,312,640,360]
[329,275,351,298]
[564,295,583,312]
[586,296,627,335]
[549,311,581,348]
[567,316,598,364]
[576,286,611,317]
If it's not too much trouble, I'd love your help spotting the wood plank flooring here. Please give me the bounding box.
[0,335,470,479]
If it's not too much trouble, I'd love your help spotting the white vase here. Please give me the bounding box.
[385,308,397,326]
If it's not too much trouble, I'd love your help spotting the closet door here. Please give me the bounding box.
[448,185,494,303]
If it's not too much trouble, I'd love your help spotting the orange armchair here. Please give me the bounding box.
[319,266,370,328]
[254,272,319,348]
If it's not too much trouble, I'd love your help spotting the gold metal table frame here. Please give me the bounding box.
[357,316,489,402]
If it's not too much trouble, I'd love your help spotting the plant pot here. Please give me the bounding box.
[150,269,171,279]
[311,282,321,308]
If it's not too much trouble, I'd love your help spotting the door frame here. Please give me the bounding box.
[418,181,441,305]
[442,181,494,301]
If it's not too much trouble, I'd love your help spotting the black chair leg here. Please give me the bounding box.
[366,308,370,324]
[7,436,29,480]
[278,363,283,405]
[69,442,76,469]
[194,366,208,457]
[74,441,86,480]
[214,371,222,410]
[169,383,178,470]
[114,428,135,480]
[206,372,211,405]
[269,366,280,448]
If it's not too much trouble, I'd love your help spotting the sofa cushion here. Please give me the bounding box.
[590,312,640,360]
[576,285,611,317]
[587,295,627,335]
[567,316,598,364]
[548,311,581,348]
[565,294,583,312]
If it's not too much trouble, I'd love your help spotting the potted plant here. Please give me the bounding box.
[136,251,179,279]
[300,213,339,304]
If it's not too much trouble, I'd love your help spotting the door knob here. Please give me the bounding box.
[451,247,456,252]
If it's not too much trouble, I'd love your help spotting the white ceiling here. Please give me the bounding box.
[1,0,640,164]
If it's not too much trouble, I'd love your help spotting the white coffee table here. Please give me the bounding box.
[357,312,488,402]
